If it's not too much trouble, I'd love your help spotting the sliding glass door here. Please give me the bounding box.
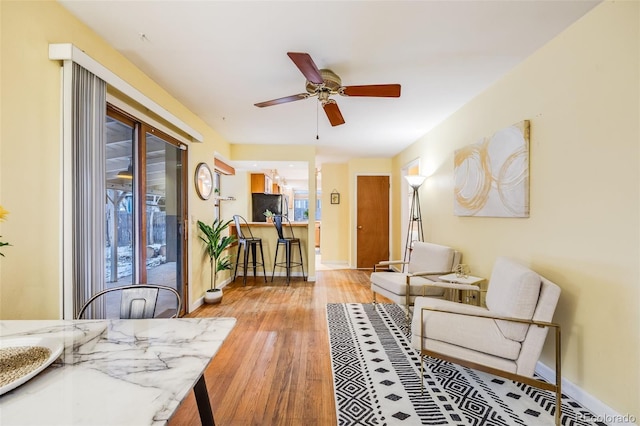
[105,107,187,317]
[142,126,187,315]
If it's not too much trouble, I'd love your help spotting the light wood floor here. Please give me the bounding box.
[168,269,388,426]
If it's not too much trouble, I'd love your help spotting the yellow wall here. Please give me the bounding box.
[319,163,350,263]
[0,0,231,317]
[393,1,639,416]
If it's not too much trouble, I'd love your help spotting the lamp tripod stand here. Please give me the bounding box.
[403,175,426,267]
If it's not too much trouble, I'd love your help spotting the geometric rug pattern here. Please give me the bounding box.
[327,303,605,426]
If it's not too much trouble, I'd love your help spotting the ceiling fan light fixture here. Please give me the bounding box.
[318,91,331,104]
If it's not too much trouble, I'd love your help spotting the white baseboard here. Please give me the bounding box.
[188,276,232,313]
[318,260,349,267]
[189,297,203,313]
[237,271,309,279]
[188,274,316,312]
[535,362,638,425]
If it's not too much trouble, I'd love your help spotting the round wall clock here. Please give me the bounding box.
[195,162,214,200]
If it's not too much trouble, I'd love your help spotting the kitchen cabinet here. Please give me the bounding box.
[251,173,273,193]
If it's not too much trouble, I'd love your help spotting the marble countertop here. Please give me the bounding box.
[0,318,236,425]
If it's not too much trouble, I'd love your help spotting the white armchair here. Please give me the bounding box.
[370,241,462,319]
[411,257,562,425]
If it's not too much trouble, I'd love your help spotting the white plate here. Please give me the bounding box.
[0,336,64,396]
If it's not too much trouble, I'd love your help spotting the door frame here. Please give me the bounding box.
[352,173,392,268]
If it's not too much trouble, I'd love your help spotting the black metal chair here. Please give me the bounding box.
[75,284,218,424]
[233,215,267,285]
[76,284,182,319]
[271,214,306,285]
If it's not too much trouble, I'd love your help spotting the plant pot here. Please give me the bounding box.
[204,288,223,304]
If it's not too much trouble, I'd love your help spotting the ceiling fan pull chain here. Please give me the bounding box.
[316,101,319,140]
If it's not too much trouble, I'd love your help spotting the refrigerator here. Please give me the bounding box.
[252,193,288,222]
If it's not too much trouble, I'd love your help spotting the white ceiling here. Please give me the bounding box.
[59,0,599,186]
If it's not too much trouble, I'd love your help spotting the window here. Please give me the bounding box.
[292,190,321,221]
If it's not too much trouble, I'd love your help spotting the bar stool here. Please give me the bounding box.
[233,215,267,286]
[271,215,306,285]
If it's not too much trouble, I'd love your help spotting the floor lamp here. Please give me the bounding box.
[403,175,426,267]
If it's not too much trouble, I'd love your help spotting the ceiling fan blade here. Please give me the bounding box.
[323,102,345,127]
[287,52,324,85]
[341,84,401,97]
[254,93,308,108]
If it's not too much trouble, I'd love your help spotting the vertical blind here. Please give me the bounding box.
[72,63,106,319]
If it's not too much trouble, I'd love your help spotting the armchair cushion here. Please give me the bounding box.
[371,274,444,297]
[407,242,456,274]
[485,257,541,342]
[411,298,522,360]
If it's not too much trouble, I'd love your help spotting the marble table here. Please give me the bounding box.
[0,318,236,425]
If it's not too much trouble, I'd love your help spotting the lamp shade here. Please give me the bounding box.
[117,159,134,179]
[405,175,426,189]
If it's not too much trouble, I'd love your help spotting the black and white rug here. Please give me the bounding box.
[327,303,603,426]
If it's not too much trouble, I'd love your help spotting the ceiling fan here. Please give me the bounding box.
[254,52,401,127]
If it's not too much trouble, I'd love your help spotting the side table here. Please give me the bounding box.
[438,273,487,306]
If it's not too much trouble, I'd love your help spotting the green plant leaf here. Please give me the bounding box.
[197,218,236,290]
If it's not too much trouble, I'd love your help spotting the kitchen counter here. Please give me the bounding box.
[234,222,309,277]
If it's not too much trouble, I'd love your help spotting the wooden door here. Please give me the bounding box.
[356,176,390,268]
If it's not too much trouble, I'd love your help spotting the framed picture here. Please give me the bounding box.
[454,120,530,217]
[331,192,340,204]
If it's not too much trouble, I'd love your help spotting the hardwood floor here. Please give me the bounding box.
[168,269,386,426]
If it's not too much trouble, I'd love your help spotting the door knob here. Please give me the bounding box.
[357,225,363,229]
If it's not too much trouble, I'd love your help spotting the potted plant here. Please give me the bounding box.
[197,218,236,304]
[264,209,274,223]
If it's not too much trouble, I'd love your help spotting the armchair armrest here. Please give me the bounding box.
[374,260,407,272]
[420,305,559,328]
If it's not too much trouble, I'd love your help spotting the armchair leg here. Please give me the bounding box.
[555,327,562,426]
[405,291,411,328]
[420,354,424,396]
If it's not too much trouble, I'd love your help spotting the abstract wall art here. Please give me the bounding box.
[454,120,530,218]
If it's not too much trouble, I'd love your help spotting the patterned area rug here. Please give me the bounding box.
[327,303,603,426]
